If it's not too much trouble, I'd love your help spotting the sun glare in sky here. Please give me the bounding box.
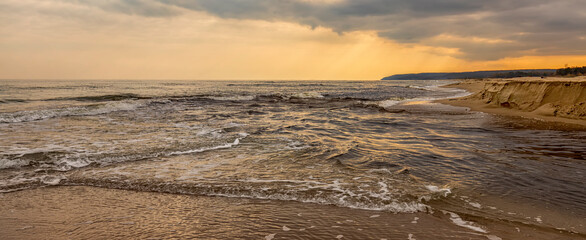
[1,0,585,80]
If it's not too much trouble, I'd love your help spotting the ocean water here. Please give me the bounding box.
[1,80,585,239]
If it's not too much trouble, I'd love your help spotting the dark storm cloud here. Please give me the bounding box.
[92,0,586,60]
[79,0,181,17]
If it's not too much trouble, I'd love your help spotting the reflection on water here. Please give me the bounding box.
[1,80,585,238]
[0,186,576,240]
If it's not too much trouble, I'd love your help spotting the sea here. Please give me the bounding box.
[0,80,584,239]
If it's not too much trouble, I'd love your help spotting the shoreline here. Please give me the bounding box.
[1,186,581,240]
[0,186,482,239]
[437,77,586,128]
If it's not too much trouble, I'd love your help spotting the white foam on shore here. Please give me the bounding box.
[425,185,452,197]
[209,95,256,101]
[535,216,543,223]
[469,202,482,209]
[292,92,324,99]
[442,210,487,233]
[86,174,432,213]
[0,100,147,123]
[0,158,30,169]
[0,144,82,170]
[486,235,502,240]
[55,158,92,171]
[185,188,429,213]
[377,100,401,108]
[41,175,65,185]
[1,132,248,174]
[175,177,432,213]
[167,135,246,156]
[425,84,473,100]
[373,85,471,110]
[385,83,473,108]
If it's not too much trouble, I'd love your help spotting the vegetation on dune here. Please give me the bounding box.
[382,66,586,80]
[555,66,586,76]
[491,71,553,78]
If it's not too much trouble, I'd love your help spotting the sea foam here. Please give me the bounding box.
[0,100,148,123]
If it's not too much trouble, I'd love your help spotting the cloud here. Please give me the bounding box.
[2,0,585,60]
[80,0,182,17]
[142,0,586,60]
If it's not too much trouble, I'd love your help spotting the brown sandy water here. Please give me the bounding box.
[0,186,579,240]
[1,80,585,239]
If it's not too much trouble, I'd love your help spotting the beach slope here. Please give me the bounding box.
[437,77,586,127]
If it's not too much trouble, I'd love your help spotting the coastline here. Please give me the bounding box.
[1,186,580,240]
[2,80,586,239]
[437,76,586,128]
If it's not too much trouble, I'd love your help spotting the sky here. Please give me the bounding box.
[1,0,585,80]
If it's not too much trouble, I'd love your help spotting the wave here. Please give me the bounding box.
[2,91,328,106]
[289,92,324,99]
[0,93,153,104]
[208,95,256,101]
[376,99,403,108]
[0,99,28,104]
[354,87,473,113]
[0,135,247,171]
[353,98,407,113]
[442,210,488,233]
[0,135,249,193]
[62,177,448,213]
[0,157,30,169]
[1,93,151,104]
[167,134,247,156]
[2,147,452,215]
[205,92,325,102]
[0,100,148,123]
[6,88,426,108]
[54,93,151,102]
[406,85,431,90]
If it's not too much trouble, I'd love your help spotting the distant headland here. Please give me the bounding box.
[382,69,556,80]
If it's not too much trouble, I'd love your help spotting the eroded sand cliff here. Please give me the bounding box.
[438,77,586,127]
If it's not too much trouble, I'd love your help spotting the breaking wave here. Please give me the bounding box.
[63,177,450,213]
[54,93,151,102]
[0,135,247,171]
[0,100,149,123]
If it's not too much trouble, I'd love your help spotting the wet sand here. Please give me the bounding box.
[1,186,583,240]
[437,77,586,128]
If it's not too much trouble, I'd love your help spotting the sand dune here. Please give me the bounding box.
[438,77,586,127]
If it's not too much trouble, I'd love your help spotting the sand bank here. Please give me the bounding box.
[438,77,586,127]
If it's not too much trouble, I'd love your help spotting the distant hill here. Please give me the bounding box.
[381,69,556,80]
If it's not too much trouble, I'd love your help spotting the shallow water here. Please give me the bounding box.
[1,186,574,240]
[1,80,585,238]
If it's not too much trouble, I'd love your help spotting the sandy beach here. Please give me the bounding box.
[1,186,582,240]
[437,76,586,128]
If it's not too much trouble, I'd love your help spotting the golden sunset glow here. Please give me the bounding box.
[1,0,585,80]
